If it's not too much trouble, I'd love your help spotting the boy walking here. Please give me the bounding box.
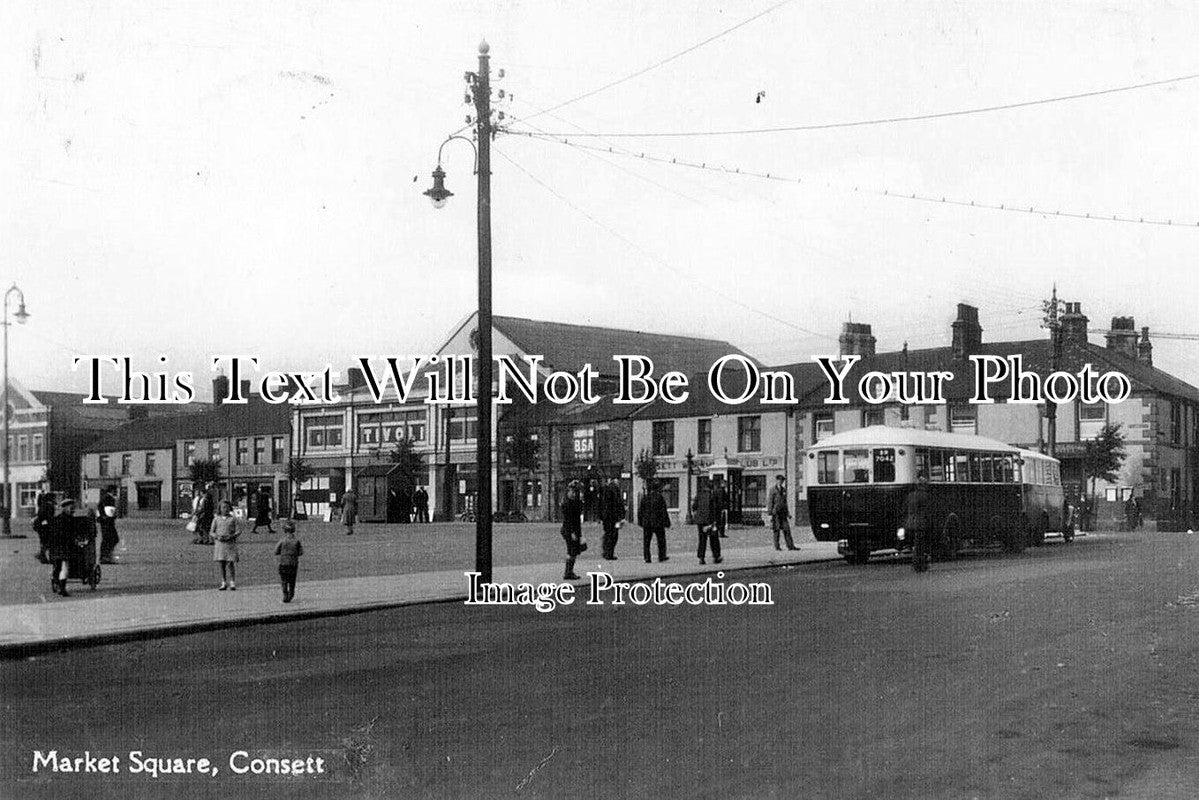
[275,520,304,603]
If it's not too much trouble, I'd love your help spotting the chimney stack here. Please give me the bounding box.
[1060,301,1090,346]
[1137,326,1153,366]
[838,322,876,357]
[212,374,230,406]
[1105,316,1138,358]
[951,303,983,360]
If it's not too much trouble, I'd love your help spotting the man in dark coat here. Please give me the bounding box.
[561,481,586,579]
[767,475,798,551]
[711,476,730,538]
[48,499,78,596]
[414,486,430,523]
[692,482,722,565]
[904,472,932,573]
[194,483,216,545]
[598,478,625,560]
[33,491,54,563]
[251,488,275,534]
[637,480,671,563]
[97,489,120,563]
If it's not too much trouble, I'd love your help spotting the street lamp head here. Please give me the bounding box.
[14,302,28,325]
[423,165,453,209]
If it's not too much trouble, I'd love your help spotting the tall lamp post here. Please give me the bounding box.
[424,40,497,583]
[2,284,30,537]
[684,448,695,524]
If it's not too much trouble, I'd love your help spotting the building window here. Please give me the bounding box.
[184,441,196,467]
[254,437,266,465]
[449,414,478,441]
[145,452,156,476]
[571,427,595,460]
[208,440,221,460]
[305,415,345,449]
[18,483,39,509]
[1170,401,1182,444]
[659,476,680,508]
[272,436,285,464]
[864,408,885,427]
[652,421,674,456]
[743,475,767,509]
[814,413,834,443]
[121,453,132,476]
[523,479,542,509]
[31,433,43,461]
[99,455,110,477]
[1080,402,1106,424]
[17,436,28,462]
[235,438,248,466]
[737,416,761,453]
[697,419,712,455]
[949,404,976,433]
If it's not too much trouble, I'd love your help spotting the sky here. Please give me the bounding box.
[1,1,1197,400]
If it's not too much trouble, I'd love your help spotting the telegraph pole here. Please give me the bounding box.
[473,41,495,583]
[1042,285,1062,460]
[424,40,504,583]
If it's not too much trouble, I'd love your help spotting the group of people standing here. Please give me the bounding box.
[560,477,625,579]
[33,489,122,597]
[559,474,799,578]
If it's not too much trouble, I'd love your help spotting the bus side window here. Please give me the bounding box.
[915,448,930,481]
[1002,456,1016,483]
[817,451,838,484]
[968,453,982,482]
[930,449,946,482]
[873,448,896,482]
[980,453,994,483]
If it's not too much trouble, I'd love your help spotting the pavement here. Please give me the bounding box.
[0,541,841,657]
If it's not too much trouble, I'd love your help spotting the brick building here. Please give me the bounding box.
[793,302,1199,529]
[293,312,750,522]
[82,380,290,518]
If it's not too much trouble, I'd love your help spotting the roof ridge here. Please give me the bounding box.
[493,315,737,346]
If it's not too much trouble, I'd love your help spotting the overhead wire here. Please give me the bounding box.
[522,0,794,121]
[507,130,1199,228]
[524,70,1199,138]
[493,146,837,344]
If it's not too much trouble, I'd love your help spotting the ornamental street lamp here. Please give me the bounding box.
[684,448,695,524]
[424,40,497,584]
[2,284,30,537]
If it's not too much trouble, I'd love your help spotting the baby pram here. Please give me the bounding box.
[57,516,102,592]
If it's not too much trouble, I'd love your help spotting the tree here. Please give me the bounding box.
[501,422,540,511]
[189,457,222,486]
[389,437,425,522]
[634,448,658,490]
[286,457,312,519]
[1083,422,1127,527]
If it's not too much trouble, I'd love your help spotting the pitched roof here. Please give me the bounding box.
[84,398,291,453]
[795,338,1199,406]
[493,315,755,380]
[31,390,130,431]
[633,361,828,420]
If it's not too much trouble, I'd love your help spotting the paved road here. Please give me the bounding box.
[0,517,805,606]
[5,531,1199,799]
